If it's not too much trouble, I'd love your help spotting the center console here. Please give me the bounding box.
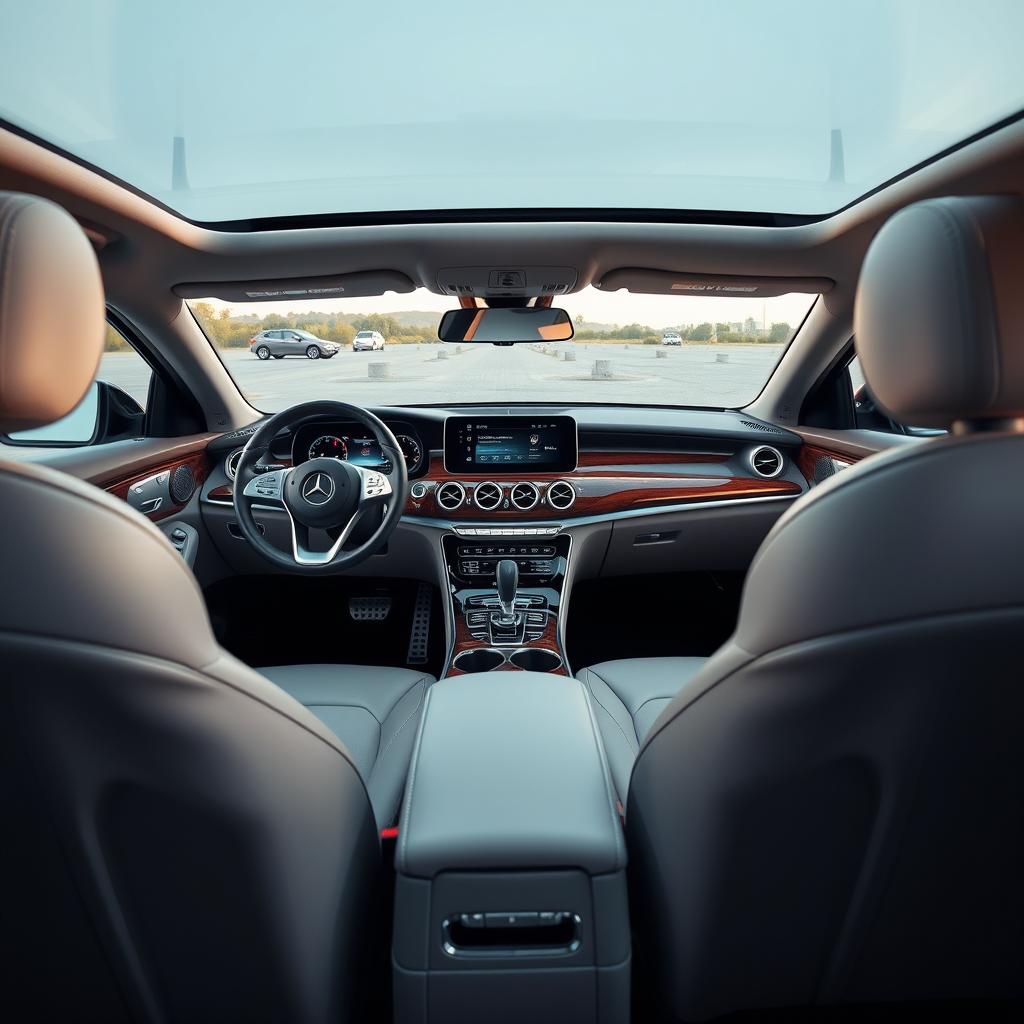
[393,672,630,1023]
[442,532,571,676]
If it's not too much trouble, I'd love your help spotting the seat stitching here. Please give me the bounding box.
[372,683,426,772]
[581,668,639,752]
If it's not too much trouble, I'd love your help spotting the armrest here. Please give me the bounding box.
[397,672,625,878]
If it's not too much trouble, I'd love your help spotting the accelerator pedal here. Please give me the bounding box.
[406,583,433,665]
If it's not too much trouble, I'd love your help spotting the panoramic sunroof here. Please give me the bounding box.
[1,1,1022,224]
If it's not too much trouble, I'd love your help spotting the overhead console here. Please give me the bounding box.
[444,415,578,474]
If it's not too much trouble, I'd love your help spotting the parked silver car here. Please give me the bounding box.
[250,329,338,360]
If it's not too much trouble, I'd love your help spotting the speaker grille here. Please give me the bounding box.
[170,464,196,504]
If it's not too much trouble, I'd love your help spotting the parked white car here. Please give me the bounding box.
[661,331,683,346]
[352,330,386,351]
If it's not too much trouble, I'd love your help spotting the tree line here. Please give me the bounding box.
[574,320,793,345]
[187,303,439,348]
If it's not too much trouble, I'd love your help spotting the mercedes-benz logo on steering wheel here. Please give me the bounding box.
[301,472,335,505]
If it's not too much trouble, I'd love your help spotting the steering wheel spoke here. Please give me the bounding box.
[288,505,370,566]
[240,467,290,507]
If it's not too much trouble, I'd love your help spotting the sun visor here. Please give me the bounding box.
[173,270,415,302]
[595,268,833,297]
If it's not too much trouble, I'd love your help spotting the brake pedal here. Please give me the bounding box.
[348,595,391,622]
[406,583,432,665]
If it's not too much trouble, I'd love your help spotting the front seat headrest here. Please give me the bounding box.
[854,195,1024,430]
[0,193,104,433]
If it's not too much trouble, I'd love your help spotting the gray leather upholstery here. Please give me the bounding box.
[855,195,1024,429]
[397,673,625,878]
[577,658,707,803]
[0,194,383,1022]
[0,193,104,431]
[258,664,432,829]
[627,197,1024,1021]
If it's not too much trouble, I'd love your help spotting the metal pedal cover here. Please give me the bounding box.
[406,583,432,665]
[348,596,391,622]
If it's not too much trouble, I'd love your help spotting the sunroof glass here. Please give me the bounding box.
[1,1,1022,223]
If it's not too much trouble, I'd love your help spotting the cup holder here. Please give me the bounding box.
[509,648,563,672]
[452,648,505,673]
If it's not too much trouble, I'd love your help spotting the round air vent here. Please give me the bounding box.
[546,480,577,511]
[749,445,784,478]
[473,481,504,511]
[436,481,466,511]
[510,481,539,511]
[170,464,196,505]
[225,448,244,480]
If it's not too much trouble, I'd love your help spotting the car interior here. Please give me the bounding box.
[1,4,1023,1022]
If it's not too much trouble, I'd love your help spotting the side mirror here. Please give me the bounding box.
[3,380,145,447]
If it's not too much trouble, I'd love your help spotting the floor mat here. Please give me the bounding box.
[204,575,445,677]
[565,570,743,672]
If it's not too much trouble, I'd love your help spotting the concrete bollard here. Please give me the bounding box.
[715,352,729,363]
[368,362,391,379]
[656,349,668,359]
[564,349,577,362]
[437,349,449,361]
[592,359,613,379]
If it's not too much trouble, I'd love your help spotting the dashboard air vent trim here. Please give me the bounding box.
[473,481,504,511]
[510,481,540,511]
[225,448,244,480]
[436,481,467,511]
[546,480,577,511]
[749,445,784,479]
[740,418,784,434]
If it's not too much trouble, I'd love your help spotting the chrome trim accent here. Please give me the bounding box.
[436,480,466,511]
[509,481,540,511]
[472,480,504,511]
[546,479,577,511]
[225,448,244,480]
[301,471,335,505]
[748,444,784,478]
[405,492,799,532]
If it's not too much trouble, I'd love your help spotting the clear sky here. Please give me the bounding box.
[207,288,816,331]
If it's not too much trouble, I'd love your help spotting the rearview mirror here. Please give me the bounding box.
[438,307,574,345]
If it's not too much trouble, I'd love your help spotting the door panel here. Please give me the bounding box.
[29,434,217,522]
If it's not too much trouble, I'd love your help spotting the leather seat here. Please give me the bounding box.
[626,196,1024,1021]
[0,193,408,1022]
[577,657,707,802]
[259,664,431,828]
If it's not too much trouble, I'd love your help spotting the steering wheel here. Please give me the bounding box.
[232,400,408,573]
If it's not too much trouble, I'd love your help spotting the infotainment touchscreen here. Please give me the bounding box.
[444,416,577,473]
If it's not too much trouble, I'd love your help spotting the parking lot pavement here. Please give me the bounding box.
[96,341,785,412]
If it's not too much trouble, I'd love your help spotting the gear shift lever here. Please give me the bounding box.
[495,558,519,623]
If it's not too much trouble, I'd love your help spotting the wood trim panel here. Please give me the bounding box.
[407,453,800,520]
[446,613,567,677]
[797,444,861,486]
[104,451,211,522]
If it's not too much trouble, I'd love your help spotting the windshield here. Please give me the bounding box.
[187,289,815,411]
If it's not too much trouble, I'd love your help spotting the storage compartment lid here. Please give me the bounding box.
[397,673,625,878]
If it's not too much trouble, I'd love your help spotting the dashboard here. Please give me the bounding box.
[204,406,816,528]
